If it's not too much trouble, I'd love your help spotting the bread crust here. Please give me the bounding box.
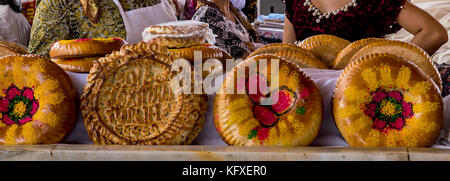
[332,53,443,147]
[0,54,78,145]
[350,40,442,92]
[214,54,323,146]
[49,38,125,59]
[81,42,208,145]
[297,34,351,68]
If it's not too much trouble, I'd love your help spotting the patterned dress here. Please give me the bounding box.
[192,5,254,59]
[28,0,161,57]
[285,0,406,41]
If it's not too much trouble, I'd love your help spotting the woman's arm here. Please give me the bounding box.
[283,17,297,44]
[396,1,448,55]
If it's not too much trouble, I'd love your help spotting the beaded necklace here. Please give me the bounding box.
[303,0,358,23]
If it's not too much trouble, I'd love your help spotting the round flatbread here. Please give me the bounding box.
[333,38,386,69]
[81,42,208,145]
[350,40,442,92]
[297,34,351,68]
[168,44,228,63]
[49,38,125,59]
[333,53,443,147]
[249,43,327,69]
[52,56,99,73]
[0,41,28,57]
[214,54,323,146]
[0,55,78,145]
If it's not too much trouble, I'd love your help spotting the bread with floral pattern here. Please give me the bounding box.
[333,53,443,147]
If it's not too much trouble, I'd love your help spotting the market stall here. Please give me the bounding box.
[0,0,449,161]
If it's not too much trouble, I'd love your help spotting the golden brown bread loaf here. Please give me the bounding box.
[350,40,442,92]
[168,44,227,63]
[0,41,28,57]
[0,55,78,145]
[49,38,125,73]
[333,38,386,70]
[297,34,351,68]
[51,57,99,73]
[81,42,208,145]
[49,38,125,59]
[333,53,443,147]
[214,54,323,146]
[249,43,327,69]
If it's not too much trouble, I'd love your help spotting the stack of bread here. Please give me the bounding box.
[143,20,231,71]
[49,38,125,73]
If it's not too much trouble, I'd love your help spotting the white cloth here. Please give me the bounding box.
[0,5,31,46]
[113,0,177,44]
[62,69,449,148]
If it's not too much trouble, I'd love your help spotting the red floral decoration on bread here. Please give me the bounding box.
[364,89,414,132]
[0,84,39,125]
[245,74,306,142]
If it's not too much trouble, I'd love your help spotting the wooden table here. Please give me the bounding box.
[1,145,449,161]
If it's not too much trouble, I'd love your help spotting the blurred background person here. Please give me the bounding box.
[0,0,31,46]
[29,0,177,57]
[282,0,447,55]
[193,0,262,59]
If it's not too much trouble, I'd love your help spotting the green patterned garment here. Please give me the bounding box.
[29,0,161,57]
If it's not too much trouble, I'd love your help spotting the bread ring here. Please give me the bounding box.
[52,56,100,73]
[333,38,386,70]
[49,38,125,59]
[248,43,315,59]
[214,54,323,146]
[350,40,442,92]
[297,34,351,68]
[273,50,328,69]
[332,53,443,147]
[0,54,78,145]
[168,44,225,63]
[249,43,327,69]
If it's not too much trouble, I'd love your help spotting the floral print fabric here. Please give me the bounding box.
[28,0,160,57]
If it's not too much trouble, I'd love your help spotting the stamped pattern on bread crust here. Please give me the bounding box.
[81,42,207,145]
